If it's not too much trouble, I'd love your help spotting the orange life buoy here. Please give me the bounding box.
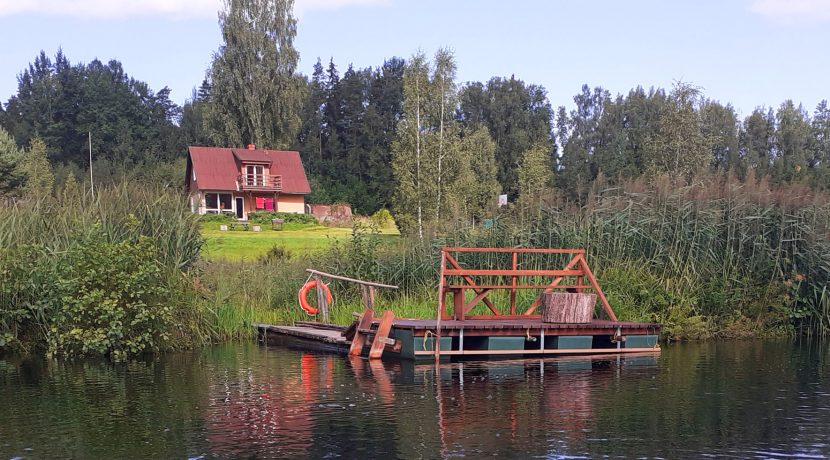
[298,280,333,315]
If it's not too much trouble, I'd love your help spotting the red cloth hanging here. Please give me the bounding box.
[264,198,275,211]
[255,197,265,209]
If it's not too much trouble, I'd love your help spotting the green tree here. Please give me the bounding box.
[517,142,554,202]
[452,126,500,221]
[741,108,776,177]
[644,82,711,180]
[392,51,431,239]
[458,76,554,198]
[0,126,26,197]
[21,137,55,198]
[775,100,811,180]
[701,100,740,172]
[204,0,304,149]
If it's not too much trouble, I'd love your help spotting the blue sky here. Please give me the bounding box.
[0,0,828,118]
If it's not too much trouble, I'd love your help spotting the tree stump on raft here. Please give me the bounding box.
[541,292,596,323]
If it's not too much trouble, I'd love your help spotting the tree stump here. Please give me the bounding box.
[541,292,596,323]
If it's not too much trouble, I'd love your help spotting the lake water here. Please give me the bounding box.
[1,340,829,459]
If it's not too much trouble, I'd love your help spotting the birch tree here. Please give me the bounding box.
[205,0,304,149]
[392,51,431,240]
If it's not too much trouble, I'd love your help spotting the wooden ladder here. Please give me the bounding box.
[348,307,397,359]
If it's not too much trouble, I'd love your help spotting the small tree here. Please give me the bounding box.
[0,126,26,197]
[21,137,54,199]
[517,142,554,203]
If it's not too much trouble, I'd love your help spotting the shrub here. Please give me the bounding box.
[370,209,395,228]
[258,245,293,264]
[45,230,174,360]
[247,211,318,225]
[198,213,235,223]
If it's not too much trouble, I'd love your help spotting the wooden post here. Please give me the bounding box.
[510,251,518,315]
[453,288,465,320]
[315,274,329,324]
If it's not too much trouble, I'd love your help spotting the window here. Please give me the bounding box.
[205,193,233,212]
[246,165,264,186]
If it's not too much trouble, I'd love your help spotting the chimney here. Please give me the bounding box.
[246,144,256,150]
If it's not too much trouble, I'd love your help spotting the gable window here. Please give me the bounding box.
[246,165,264,186]
[205,193,233,213]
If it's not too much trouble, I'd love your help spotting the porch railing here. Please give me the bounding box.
[238,174,283,191]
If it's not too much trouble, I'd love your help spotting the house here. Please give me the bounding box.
[185,144,311,219]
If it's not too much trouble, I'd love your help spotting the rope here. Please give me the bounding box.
[423,330,436,352]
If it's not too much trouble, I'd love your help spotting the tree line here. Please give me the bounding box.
[1,0,828,223]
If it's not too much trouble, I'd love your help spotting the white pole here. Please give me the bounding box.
[88,132,94,194]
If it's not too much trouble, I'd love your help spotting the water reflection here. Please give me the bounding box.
[1,341,829,459]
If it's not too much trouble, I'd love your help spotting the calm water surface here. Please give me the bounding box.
[1,340,829,459]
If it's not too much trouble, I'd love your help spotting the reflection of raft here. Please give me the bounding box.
[257,247,661,361]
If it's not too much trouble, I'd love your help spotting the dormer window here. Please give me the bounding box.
[246,164,264,186]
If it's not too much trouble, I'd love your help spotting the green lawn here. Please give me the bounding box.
[201,223,399,261]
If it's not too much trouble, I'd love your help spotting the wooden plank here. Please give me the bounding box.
[444,247,585,254]
[348,308,374,356]
[577,255,618,321]
[463,289,493,315]
[369,310,395,359]
[444,269,584,277]
[447,284,594,290]
[414,347,661,356]
[306,269,398,289]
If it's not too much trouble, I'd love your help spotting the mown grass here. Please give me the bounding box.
[201,223,400,261]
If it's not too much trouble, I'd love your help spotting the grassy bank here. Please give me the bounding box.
[204,173,830,341]
[2,173,828,360]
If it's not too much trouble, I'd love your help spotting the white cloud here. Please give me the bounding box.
[0,0,388,19]
[750,0,830,22]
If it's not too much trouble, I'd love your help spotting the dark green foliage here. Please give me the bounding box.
[296,57,405,213]
[45,230,173,360]
[258,245,293,264]
[246,211,317,225]
[0,184,210,358]
[458,76,555,198]
[2,50,183,168]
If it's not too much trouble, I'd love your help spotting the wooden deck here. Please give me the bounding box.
[256,317,661,361]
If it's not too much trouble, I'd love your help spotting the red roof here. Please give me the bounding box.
[186,146,311,194]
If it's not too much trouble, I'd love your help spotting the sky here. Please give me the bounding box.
[0,0,828,119]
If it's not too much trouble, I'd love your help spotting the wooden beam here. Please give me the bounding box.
[445,253,500,315]
[444,247,586,254]
[306,269,398,289]
[369,310,395,359]
[414,347,660,356]
[348,307,374,356]
[524,254,583,315]
[463,288,493,314]
[577,255,618,321]
[443,269,584,277]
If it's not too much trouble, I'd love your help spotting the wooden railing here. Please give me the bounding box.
[438,247,617,322]
[238,174,283,191]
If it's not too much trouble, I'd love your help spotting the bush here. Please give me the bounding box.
[45,230,175,360]
[258,245,293,264]
[247,211,318,225]
[198,213,235,223]
[370,209,395,228]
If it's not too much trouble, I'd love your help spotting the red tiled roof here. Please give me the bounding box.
[187,146,311,194]
[232,148,272,164]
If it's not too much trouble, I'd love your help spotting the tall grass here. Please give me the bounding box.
[0,183,215,355]
[217,173,830,339]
